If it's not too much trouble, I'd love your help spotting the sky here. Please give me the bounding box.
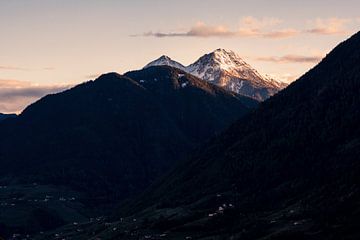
[1,0,360,113]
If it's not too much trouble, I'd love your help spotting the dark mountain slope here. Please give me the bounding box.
[0,66,257,236]
[0,66,257,197]
[102,32,360,239]
[0,113,16,121]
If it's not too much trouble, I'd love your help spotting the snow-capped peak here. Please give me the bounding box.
[144,55,186,70]
[188,49,261,82]
[143,49,288,101]
[213,48,247,66]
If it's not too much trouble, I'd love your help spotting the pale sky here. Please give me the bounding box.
[1,0,360,113]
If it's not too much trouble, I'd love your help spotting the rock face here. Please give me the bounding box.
[145,49,288,101]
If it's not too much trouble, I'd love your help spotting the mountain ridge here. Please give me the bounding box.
[0,113,17,121]
[0,66,258,237]
[79,32,360,240]
[144,55,186,71]
[145,49,288,100]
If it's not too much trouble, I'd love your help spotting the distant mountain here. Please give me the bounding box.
[83,33,360,239]
[144,49,288,101]
[0,113,16,121]
[0,66,257,237]
[187,49,287,100]
[144,55,186,70]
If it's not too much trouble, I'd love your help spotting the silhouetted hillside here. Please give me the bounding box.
[0,113,16,121]
[0,66,257,237]
[101,32,360,239]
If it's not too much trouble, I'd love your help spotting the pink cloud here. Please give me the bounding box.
[267,73,298,84]
[133,16,360,39]
[240,16,282,29]
[0,66,29,71]
[140,22,238,38]
[0,79,71,113]
[137,18,298,39]
[306,18,350,35]
[0,66,55,71]
[263,29,300,39]
[256,54,323,63]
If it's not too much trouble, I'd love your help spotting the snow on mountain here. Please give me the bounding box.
[144,55,186,71]
[144,49,288,101]
[186,49,287,100]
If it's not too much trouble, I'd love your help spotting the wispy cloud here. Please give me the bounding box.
[0,66,30,71]
[0,65,55,71]
[306,18,350,35]
[240,16,282,29]
[134,17,299,39]
[239,17,299,38]
[133,16,360,39]
[140,22,237,38]
[263,29,299,39]
[256,54,323,63]
[42,67,56,71]
[268,73,298,84]
[0,79,71,113]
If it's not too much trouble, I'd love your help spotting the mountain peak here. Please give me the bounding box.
[144,50,288,100]
[212,48,239,57]
[186,49,286,100]
[213,48,234,55]
[144,55,185,70]
[158,55,172,61]
[203,48,248,70]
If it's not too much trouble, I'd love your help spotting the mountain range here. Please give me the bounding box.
[0,66,257,237]
[46,32,360,240]
[145,49,288,101]
[0,28,358,240]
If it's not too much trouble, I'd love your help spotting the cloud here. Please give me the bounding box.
[134,16,360,39]
[0,79,71,113]
[263,29,300,39]
[239,17,299,38]
[268,73,298,84]
[134,17,299,39]
[0,66,30,71]
[306,18,350,35]
[43,67,55,71]
[187,22,236,37]
[0,66,55,71]
[240,16,282,29]
[139,24,298,39]
[140,22,237,38]
[256,54,323,63]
